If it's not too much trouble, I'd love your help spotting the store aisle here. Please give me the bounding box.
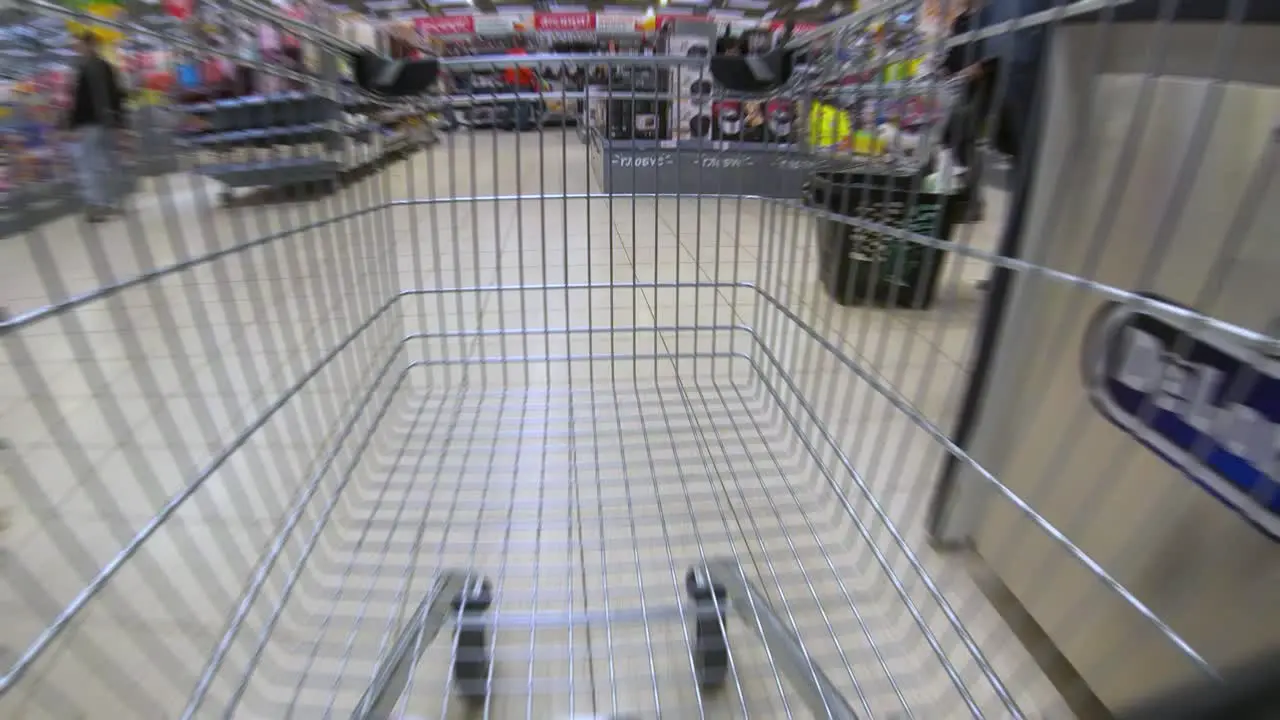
[1,132,1061,719]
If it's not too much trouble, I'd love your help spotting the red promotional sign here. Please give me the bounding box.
[655,13,711,26]
[163,0,192,20]
[769,20,819,32]
[416,15,476,36]
[534,12,595,31]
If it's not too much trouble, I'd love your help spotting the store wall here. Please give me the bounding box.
[941,22,1280,714]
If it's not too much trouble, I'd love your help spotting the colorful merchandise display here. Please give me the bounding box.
[0,0,344,226]
[406,9,941,159]
[0,71,72,196]
[802,9,958,162]
[0,4,951,214]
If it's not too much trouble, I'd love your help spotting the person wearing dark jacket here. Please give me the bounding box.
[939,3,1000,221]
[943,0,1047,289]
[66,31,127,222]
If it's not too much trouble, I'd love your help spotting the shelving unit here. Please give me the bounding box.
[175,91,341,202]
[581,20,813,199]
[165,2,440,205]
[174,90,434,202]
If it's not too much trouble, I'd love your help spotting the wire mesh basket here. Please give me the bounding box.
[2,0,1278,718]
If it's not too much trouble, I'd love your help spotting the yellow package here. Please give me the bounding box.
[809,102,888,155]
[808,101,851,149]
[884,57,926,82]
[851,130,886,155]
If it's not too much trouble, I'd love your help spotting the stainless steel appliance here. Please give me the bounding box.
[930,17,1280,716]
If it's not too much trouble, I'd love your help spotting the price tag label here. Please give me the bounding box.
[611,153,675,168]
[697,154,755,169]
[772,156,818,171]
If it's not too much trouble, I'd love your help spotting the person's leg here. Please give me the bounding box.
[966,140,986,222]
[977,65,1039,291]
[75,125,107,220]
[93,125,122,214]
[89,125,124,217]
[940,100,986,220]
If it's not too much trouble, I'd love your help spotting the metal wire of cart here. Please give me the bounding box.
[1,0,1277,718]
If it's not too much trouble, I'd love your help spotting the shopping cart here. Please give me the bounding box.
[3,0,1279,718]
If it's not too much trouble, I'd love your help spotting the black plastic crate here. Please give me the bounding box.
[806,170,959,309]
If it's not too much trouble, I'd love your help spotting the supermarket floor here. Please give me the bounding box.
[0,132,1075,718]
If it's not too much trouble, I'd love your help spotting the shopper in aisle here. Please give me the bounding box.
[501,38,542,131]
[66,31,128,223]
[940,0,998,223]
[503,37,540,92]
[956,0,1050,291]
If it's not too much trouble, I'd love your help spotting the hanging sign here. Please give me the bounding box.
[415,15,475,36]
[534,12,595,32]
[473,14,518,35]
[162,0,192,20]
[595,13,638,33]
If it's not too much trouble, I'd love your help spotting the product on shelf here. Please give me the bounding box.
[765,99,795,143]
[1,74,73,190]
[674,99,711,141]
[605,64,669,141]
[713,99,741,140]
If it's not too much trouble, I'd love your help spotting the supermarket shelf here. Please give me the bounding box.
[176,91,319,114]
[381,131,416,154]
[179,119,420,150]
[598,136,804,153]
[195,157,342,188]
[179,122,337,148]
[177,85,426,198]
[373,108,419,125]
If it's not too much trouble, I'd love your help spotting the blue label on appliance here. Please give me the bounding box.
[1082,300,1280,539]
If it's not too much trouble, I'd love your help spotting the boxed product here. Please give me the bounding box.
[675,100,713,141]
[712,100,742,141]
[764,99,797,144]
[674,66,715,105]
[666,33,713,142]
